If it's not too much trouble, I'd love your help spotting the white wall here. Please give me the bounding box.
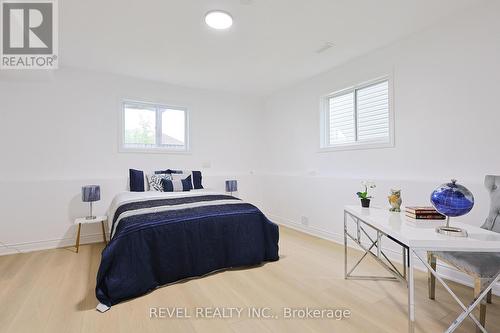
[1,0,499,296]
[259,2,500,291]
[0,68,264,254]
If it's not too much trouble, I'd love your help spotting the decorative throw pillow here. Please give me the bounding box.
[153,169,203,189]
[148,173,172,191]
[171,173,191,187]
[161,176,193,192]
[129,169,148,192]
[170,171,203,189]
[191,171,203,189]
[167,169,184,174]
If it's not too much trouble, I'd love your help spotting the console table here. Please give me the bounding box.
[344,205,500,333]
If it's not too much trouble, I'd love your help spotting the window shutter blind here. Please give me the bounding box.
[356,80,389,142]
[329,92,355,145]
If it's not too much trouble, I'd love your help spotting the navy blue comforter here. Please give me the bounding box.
[96,194,279,307]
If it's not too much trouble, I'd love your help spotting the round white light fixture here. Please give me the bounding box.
[205,10,233,30]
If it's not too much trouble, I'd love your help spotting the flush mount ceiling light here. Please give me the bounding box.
[205,10,233,30]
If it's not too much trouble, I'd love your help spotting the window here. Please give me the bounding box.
[321,78,393,151]
[120,101,188,152]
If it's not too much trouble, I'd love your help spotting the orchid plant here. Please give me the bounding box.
[357,181,376,200]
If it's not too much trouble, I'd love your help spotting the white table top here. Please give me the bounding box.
[75,216,107,224]
[345,205,500,251]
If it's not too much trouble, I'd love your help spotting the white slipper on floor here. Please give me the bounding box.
[96,303,110,313]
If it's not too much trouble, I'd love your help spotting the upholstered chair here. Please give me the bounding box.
[428,175,500,332]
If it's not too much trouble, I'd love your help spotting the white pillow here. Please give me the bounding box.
[171,172,194,189]
[147,173,172,191]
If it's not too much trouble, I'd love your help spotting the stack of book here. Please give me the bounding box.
[405,206,446,220]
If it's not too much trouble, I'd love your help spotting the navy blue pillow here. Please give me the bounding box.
[182,175,194,191]
[154,169,183,175]
[192,171,203,189]
[129,169,145,192]
[155,169,202,189]
[161,175,193,192]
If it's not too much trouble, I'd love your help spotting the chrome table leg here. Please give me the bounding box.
[413,249,489,333]
[408,248,415,333]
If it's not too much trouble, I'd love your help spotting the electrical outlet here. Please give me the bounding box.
[300,216,309,226]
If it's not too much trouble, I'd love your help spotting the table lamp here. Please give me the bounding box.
[225,180,237,196]
[82,185,100,220]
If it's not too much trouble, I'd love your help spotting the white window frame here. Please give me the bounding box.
[319,76,394,152]
[119,99,190,154]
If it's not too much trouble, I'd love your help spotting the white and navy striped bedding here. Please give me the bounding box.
[109,192,243,238]
[97,190,279,310]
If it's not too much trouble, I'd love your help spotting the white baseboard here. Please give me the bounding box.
[0,233,109,256]
[267,213,500,296]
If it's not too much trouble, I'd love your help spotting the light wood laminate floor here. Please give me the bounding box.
[1,226,499,333]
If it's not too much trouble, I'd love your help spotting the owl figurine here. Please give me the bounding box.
[388,189,402,212]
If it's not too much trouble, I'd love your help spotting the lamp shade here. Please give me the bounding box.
[82,185,100,202]
[225,180,237,193]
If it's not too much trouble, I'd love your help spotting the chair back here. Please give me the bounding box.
[482,175,500,233]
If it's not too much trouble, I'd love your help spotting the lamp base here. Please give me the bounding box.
[86,202,96,220]
[435,226,468,237]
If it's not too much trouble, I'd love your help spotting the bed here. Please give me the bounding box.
[95,189,279,311]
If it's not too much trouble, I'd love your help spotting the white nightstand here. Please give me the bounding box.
[74,216,108,253]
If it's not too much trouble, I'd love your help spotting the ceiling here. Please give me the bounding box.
[60,0,482,96]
